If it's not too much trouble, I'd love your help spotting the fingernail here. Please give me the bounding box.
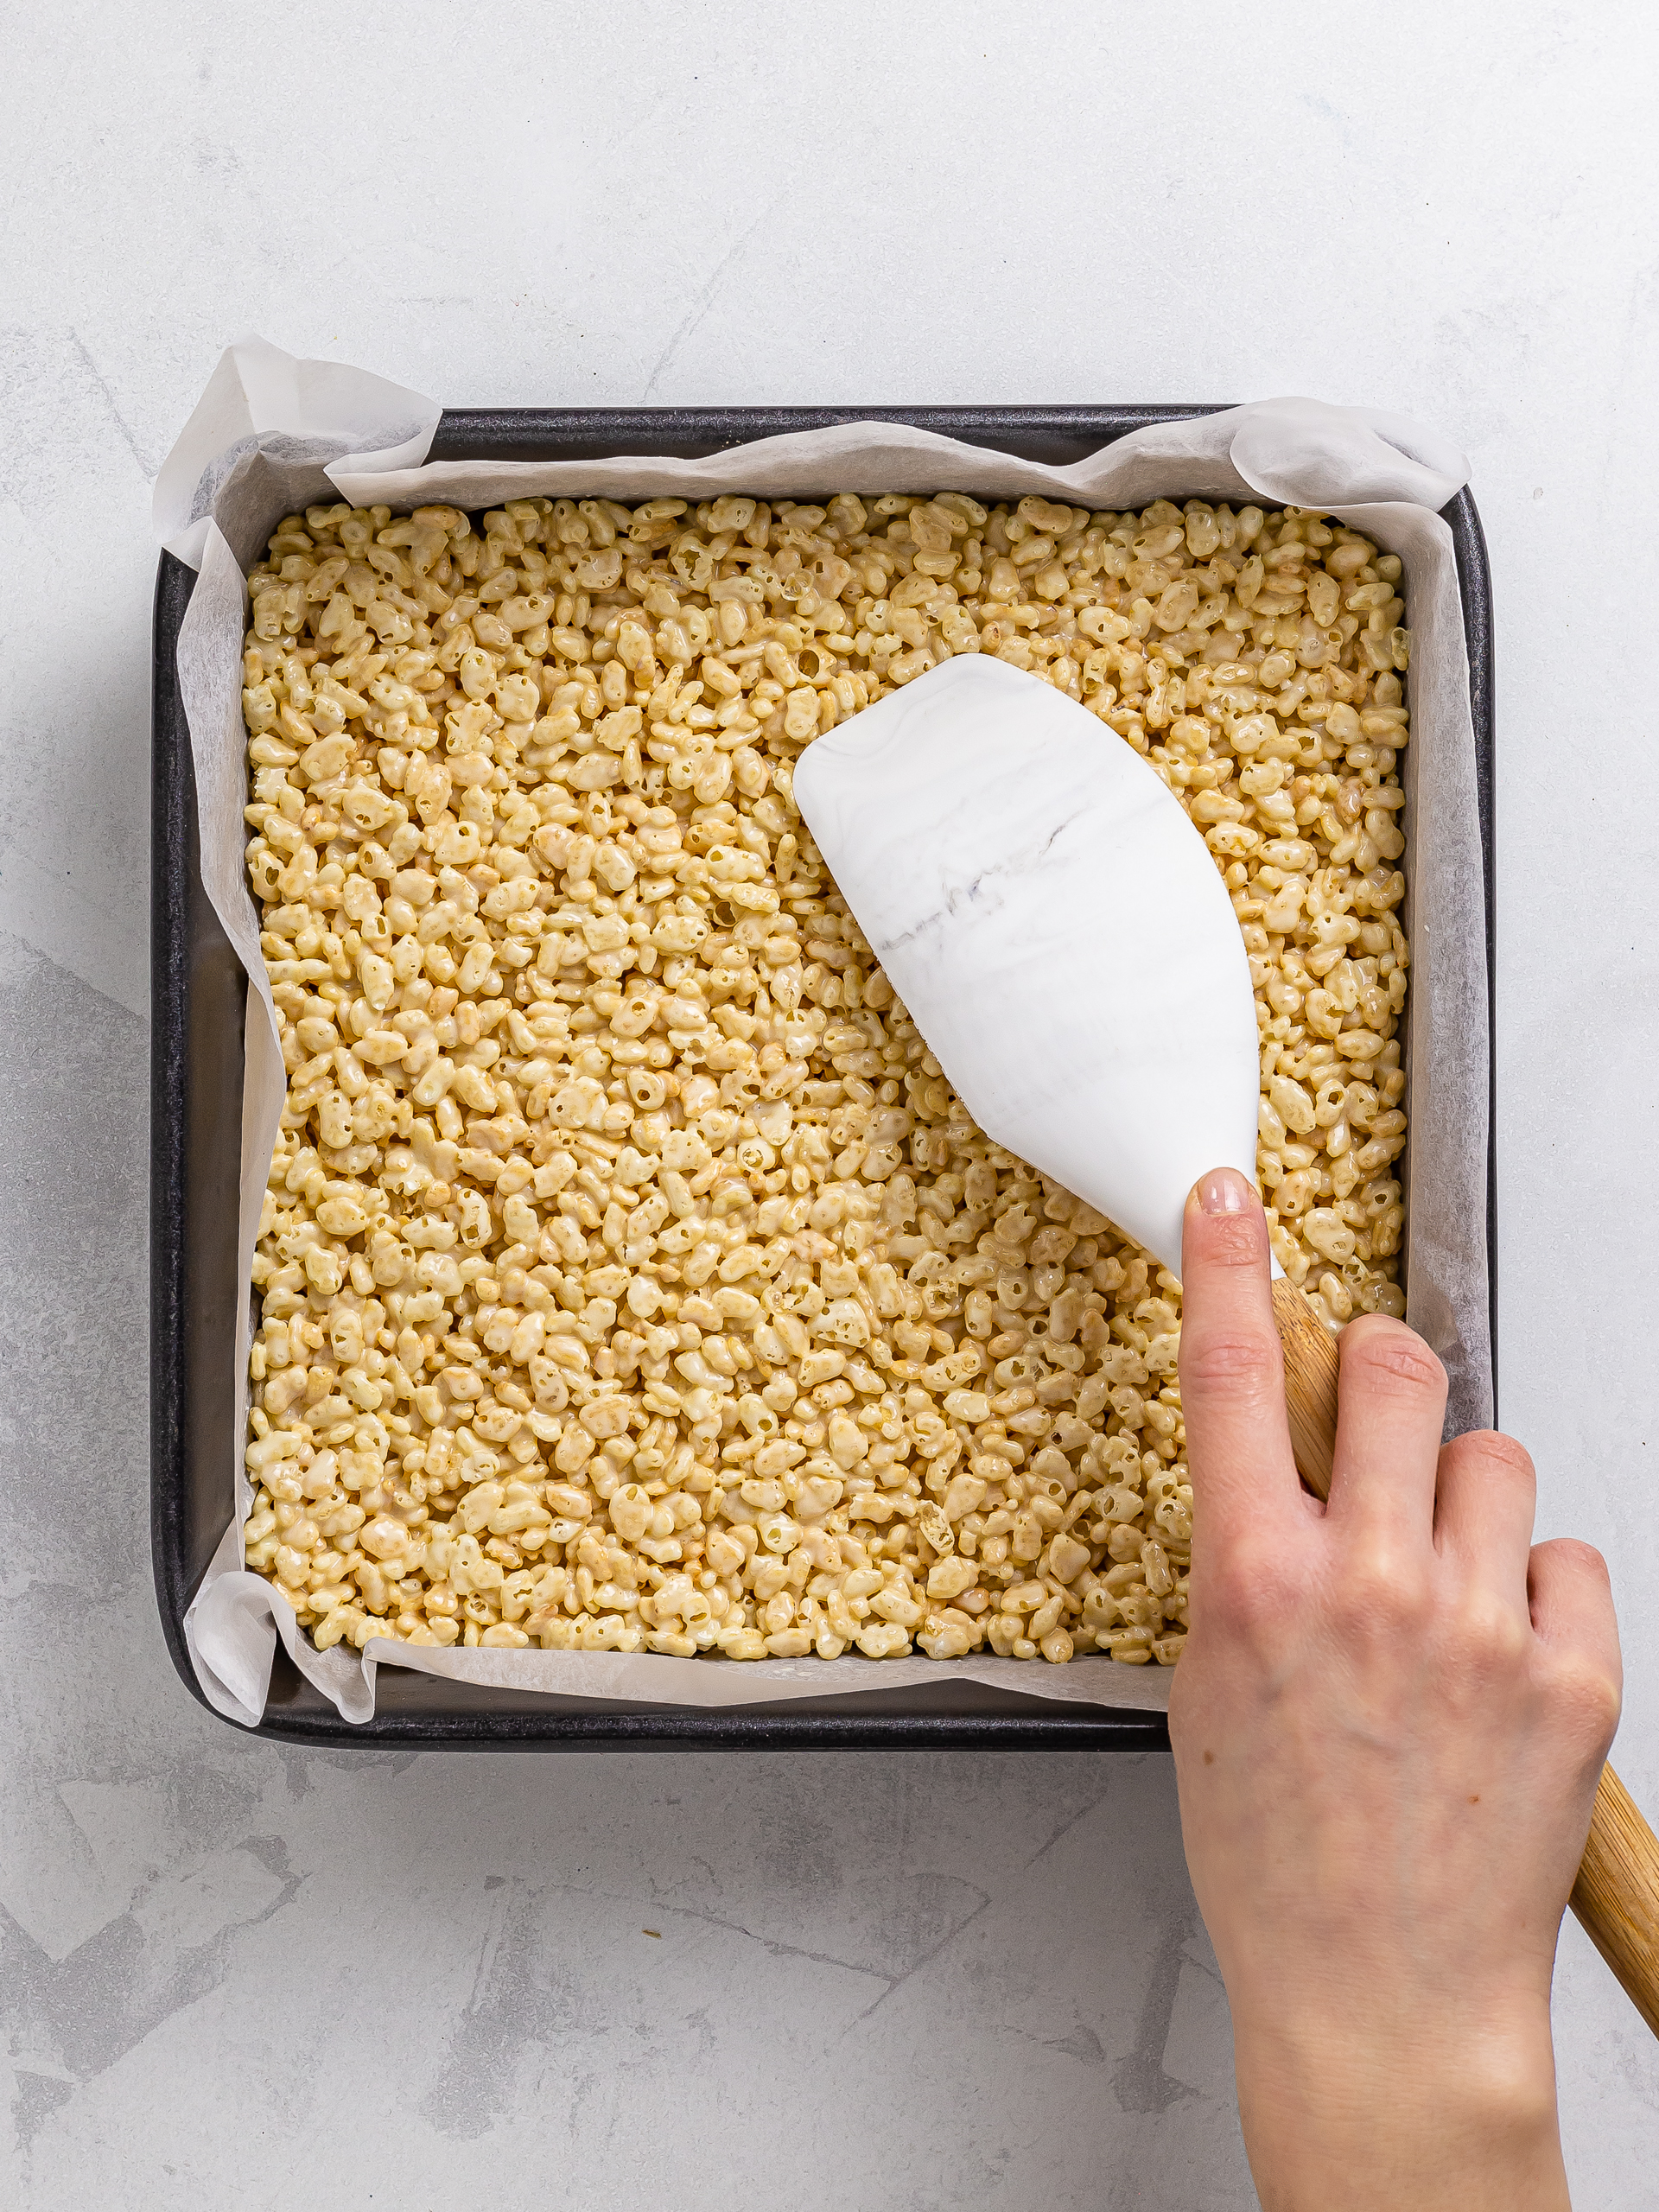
[1197,1167,1252,1215]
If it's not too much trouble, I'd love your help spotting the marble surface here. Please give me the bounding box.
[3,2,1657,2201]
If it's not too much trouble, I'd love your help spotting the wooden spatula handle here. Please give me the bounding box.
[1570,1765,1659,2036]
[1268,1274,1659,2039]
[1270,1275,1340,1500]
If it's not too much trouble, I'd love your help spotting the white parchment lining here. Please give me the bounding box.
[160,338,1491,1729]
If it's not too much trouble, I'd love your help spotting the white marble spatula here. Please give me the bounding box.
[791,653,1342,1486]
[793,652,1659,2044]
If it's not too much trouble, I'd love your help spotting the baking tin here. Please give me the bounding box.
[151,404,1497,1749]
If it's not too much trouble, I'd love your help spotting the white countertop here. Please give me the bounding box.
[3,3,1657,2201]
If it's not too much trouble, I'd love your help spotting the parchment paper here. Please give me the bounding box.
[160,338,1491,1728]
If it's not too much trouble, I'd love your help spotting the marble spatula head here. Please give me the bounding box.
[791,654,1261,1279]
[798,659,1659,2051]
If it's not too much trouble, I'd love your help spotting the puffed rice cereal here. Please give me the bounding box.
[239,489,1410,1666]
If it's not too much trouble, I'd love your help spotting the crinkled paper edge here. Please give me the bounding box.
[165,344,1489,1726]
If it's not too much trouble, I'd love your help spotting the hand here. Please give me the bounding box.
[1168,1167,1620,2212]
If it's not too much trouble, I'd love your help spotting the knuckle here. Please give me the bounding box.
[1542,1535,1611,1590]
[1340,1548,1433,1637]
[1444,1427,1535,1485]
[1179,1329,1281,1396]
[1542,1652,1622,1750]
[1445,1589,1529,1678]
[1203,1543,1299,1639]
[1340,1315,1446,1399]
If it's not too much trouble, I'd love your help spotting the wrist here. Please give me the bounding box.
[1231,1994,1568,2212]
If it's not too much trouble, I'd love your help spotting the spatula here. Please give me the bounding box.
[792,652,1659,2038]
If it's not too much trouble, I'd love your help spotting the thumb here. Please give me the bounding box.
[1178,1167,1302,1543]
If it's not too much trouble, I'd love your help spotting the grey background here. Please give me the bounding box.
[3,3,1657,2202]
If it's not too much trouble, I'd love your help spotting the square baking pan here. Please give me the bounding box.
[151,403,1497,1750]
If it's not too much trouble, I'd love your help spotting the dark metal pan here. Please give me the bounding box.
[151,404,1496,1748]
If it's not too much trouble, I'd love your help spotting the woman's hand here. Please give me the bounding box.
[1169,1167,1620,2212]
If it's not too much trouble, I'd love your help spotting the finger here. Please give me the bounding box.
[1178,1166,1303,1543]
[1529,1539,1623,1766]
[1326,1314,1446,1537]
[1433,1428,1536,1605]
[1530,1539,1623,1672]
